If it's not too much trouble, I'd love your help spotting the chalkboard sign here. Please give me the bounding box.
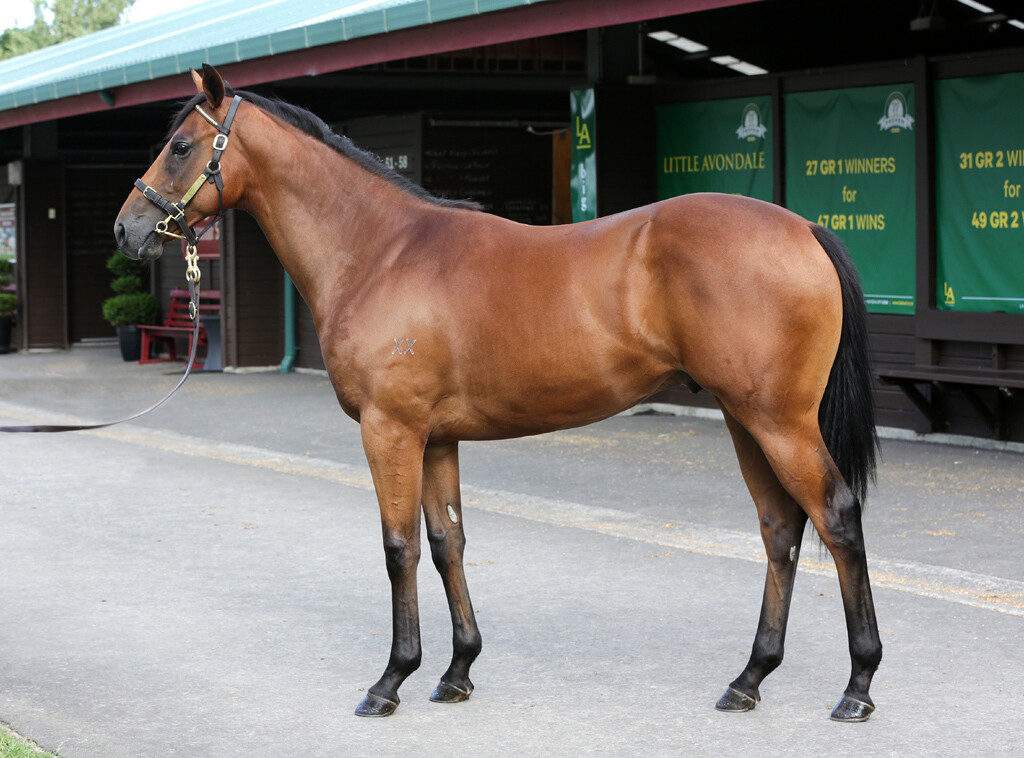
[343,113,423,186]
[423,126,552,225]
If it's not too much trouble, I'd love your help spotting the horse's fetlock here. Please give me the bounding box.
[751,642,784,675]
[454,628,482,661]
[855,639,883,671]
[388,648,422,677]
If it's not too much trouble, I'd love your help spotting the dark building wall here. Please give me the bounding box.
[66,166,142,343]
[868,314,921,431]
[593,87,656,219]
[225,210,283,367]
[19,160,67,349]
[915,340,1024,440]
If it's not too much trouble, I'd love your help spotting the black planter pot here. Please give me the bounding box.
[116,324,142,362]
[0,315,12,354]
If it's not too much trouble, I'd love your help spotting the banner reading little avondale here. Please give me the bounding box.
[785,84,917,315]
[656,96,773,201]
[935,72,1024,313]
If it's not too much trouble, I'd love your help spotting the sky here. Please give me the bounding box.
[0,0,209,32]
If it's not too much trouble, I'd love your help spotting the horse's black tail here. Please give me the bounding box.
[811,224,878,504]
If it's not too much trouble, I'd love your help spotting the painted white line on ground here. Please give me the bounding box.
[2,399,1021,617]
[624,402,1024,454]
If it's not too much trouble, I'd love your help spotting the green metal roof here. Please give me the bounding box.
[0,0,551,114]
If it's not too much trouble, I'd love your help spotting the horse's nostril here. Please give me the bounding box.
[115,222,127,247]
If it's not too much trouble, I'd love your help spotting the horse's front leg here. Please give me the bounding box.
[421,442,482,703]
[355,413,426,717]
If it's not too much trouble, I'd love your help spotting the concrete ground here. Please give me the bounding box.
[0,345,1021,757]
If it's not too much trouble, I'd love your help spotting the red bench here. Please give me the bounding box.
[139,288,221,366]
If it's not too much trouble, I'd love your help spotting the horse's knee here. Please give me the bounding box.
[383,532,420,579]
[759,507,805,560]
[427,518,465,573]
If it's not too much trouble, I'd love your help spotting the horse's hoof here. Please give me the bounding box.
[830,695,875,722]
[715,686,758,712]
[430,680,473,703]
[355,692,399,717]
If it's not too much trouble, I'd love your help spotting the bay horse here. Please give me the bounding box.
[115,65,882,722]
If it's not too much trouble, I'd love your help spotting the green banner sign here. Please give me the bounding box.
[570,89,597,222]
[785,84,917,314]
[935,72,1024,313]
[656,96,773,201]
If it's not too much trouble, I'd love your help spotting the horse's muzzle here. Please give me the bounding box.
[114,218,166,262]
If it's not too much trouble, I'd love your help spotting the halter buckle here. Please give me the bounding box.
[212,133,228,151]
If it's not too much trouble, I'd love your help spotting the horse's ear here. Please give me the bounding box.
[190,64,225,109]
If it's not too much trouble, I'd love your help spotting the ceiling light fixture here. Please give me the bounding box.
[648,31,766,76]
[647,31,709,53]
[728,61,769,76]
[956,0,995,12]
[710,54,768,76]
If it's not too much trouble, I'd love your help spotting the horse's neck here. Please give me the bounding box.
[238,121,430,308]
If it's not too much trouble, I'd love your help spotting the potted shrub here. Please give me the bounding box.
[0,258,16,354]
[101,253,159,361]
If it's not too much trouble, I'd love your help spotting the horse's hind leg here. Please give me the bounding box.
[716,407,808,713]
[421,442,482,703]
[746,415,882,722]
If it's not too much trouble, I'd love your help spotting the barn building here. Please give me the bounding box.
[1,0,1023,441]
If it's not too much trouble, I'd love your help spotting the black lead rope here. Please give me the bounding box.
[0,97,241,434]
[0,316,201,433]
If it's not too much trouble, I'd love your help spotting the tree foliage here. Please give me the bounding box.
[1,0,136,61]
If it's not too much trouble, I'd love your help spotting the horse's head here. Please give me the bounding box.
[114,64,242,261]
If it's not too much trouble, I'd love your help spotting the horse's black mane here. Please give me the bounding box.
[169,89,481,211]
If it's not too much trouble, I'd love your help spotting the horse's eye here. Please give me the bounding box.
[172,142,191,157]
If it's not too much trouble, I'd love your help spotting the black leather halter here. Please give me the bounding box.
[0,96,243,434]
[134,95,242,250]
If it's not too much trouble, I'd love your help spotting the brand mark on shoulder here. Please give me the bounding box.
[392,338,416,355]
